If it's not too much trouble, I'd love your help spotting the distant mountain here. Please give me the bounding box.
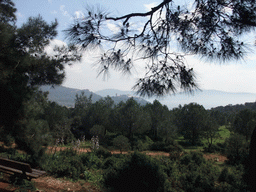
[95,89,148,105]
[39,86,256,109]
[95,89,134,97]
[39,86,149,107]
[39,85,102,107]
[111,95,149,106]
[149,90,256,109]
[96,89,256,109]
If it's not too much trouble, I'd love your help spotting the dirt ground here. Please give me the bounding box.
[0,146,228,192]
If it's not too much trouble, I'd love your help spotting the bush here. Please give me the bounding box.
[179,152,206,167]
[177,152,219,192]
[102,155,128,170]
[217,166,248,191]
[9,174,36,192]
[42,150,85,180]
[112,135,131,153]
[100,132,117,148]
[80,152,103,170]
[94,147,112,159]
[158,157,175,178]
[103,152,167,192]
[133,136,154,151]
[203,142,226,153]
[151,140,183,153]
[151,141,170,152]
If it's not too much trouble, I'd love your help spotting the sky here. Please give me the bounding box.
[13,0,256,95]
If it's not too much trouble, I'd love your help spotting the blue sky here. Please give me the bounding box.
[13,0,256,95]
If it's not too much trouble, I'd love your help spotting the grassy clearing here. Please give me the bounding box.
[216,126,230,143]
[175,126,230,152]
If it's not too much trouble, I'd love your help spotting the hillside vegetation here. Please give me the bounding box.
[1,90,254,191]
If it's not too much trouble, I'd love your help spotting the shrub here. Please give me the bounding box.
[80,152,103,170]
[94,147,112,159]
[100,132,117,149]
[103,152,167,192]
[157,157,174,177]
[112,135,131,153]
[203,142,226,153]
[9,174,36,192]
[151,141,170,152]
[177,152,219,192]
[151,140,183,153]
[217,166,248,191]
[42,150,85,180]
[133,136,154,151]
[102,155,128,170]
[179,152,206,167]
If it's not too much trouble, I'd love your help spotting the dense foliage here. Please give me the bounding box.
[1,1,256,191]
[0,0,81,160]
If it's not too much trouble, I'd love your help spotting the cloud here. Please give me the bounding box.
[60,5,70,17]
[74,11,85,19]
[186,54,256,93]
[144,2,158,11]
[106,21,120,33]
[51,10,58,14]
[44,39,68,56]
[16,12,24,18]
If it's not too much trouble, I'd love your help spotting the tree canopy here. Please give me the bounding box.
[65,0,256,97]
[0,0,81,147]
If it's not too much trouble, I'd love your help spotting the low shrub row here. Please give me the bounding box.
[0,144,250,191]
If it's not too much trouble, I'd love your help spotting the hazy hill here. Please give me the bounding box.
[39,85,102,107]
[95,89,134,97]
[153,90,256,109]
[39,86,256,109]
[96,89,256,109]
[39,86,148,107]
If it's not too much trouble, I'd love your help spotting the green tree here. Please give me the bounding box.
[90,124,105,139]
[202,116,220,150]
[112,135,131,153]
[111,98,151,139]
[85,96,114,135]
[0,1,80,150]
[103,152,167,192]
[175,103,208,145]
[209,109,227,126]
[144,100,174,141]
[12,91,51,162]
[70,92,92,139]
[231,109,256,141]
[224,133,249,165]
[44,101,74,144]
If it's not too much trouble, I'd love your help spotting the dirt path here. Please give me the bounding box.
[47,147,227,163]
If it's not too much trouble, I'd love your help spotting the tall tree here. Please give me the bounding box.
[174,103,208,145]
[144,100,175,141]
[231,109,256,141]
[0,1,81,148]
[65,0,256,96]
[111,98,151,139]
[70,92,93,139]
